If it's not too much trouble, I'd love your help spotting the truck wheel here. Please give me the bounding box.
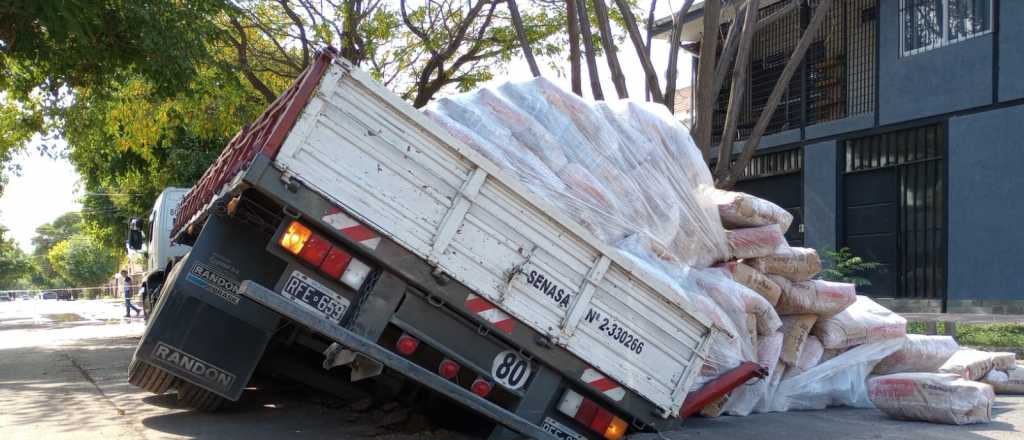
[176,381,226,412]
[128,359,179,394]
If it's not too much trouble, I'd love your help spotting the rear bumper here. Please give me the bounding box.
[238,279,558,440]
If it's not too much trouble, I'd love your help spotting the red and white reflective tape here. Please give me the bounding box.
[322,208,380,290]
[464,294,517,333]
[581,368,625,401]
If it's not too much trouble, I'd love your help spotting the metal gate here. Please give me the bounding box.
[734,148,804,246]
[842,124,945,299]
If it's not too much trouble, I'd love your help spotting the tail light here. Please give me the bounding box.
[557,390,628,440]
[396,333,419,356]
[279,220,374,290]
[438,359,461,379]
[470,378,492,397]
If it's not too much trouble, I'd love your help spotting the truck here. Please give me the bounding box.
[128,187,191,316]
[129,48,761,439]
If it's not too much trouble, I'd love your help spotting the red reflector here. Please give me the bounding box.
[319,246,353,279]
[298,234,331,266]
[396,334,419,356]
[589,407,614,433]
[438,359,460,379]
[471,378,492,397]
[575,398,599,426]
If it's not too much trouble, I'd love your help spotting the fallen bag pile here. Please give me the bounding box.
[427,79,1008,426]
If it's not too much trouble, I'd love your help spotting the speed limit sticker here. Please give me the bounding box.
[491,350,532,390]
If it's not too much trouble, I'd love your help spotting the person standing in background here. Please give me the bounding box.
[122,270,141,318]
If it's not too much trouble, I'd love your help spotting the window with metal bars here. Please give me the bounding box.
[709,0,878,145]
[900,0,992,57]
[842,124,945,300]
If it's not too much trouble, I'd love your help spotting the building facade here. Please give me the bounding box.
[656,0,1023,313]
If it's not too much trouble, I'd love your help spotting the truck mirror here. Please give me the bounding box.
[127,218,145,250]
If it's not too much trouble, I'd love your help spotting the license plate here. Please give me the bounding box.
[281,271,350,322]
[541,417,582,440]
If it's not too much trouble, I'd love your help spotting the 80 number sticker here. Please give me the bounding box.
[491,350,532,390]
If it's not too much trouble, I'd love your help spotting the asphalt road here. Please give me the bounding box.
[1,298,1021,440]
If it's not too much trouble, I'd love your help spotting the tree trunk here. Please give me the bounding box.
[615,0,662,102]
[692,0,720,158]
[592,0,628,98]
[507,0,540,77]
[714,0,760,176]
[712,5,746,102]
[663,0,697,112]
[644,0,658,100]
[576,0,604,100]
[566,0,583,95]
[717,0,835,189]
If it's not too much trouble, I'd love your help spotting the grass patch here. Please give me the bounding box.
[907,322,1024,348]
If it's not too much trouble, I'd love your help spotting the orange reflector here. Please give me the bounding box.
[280,221,312,255]
[603,417,627,440]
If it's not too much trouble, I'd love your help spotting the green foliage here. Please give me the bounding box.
[47,233,119,288]
[0,226,33,289]
[818,247,881,287]
[907,322,1024,349]
[30,212,82,287]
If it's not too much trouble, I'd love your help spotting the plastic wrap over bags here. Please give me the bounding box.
[785,335,824,378]
[425,77,729,267]
[873,335,959,375]
[727,225,786,260]
[709,188,794,233]
[813,296,907,350]
[693,267,782,338]
[868,373,994,425]
[764,337,904,412]
[780,315,817,366]
[747,247,822,281]
[983,367,1024,394]
[775,280,856,317]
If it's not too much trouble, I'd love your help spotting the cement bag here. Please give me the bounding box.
[813,296,907,350]
[727,225,786,260]
[939,349,998,380]
[990,352,1017,371]
[765,337,904,412]
[775,280,856,318]
[694,267,781,337]
[722,334,783,417]
[868,373,994,425]
[747,246,822,281]
[719,261,781,306]
[873,335,959,375]
[785,335,824,379]
[767,274,792,294]
[982,367,1024,394]
[709,188,793,233]
[820,347,845,363]
[780,315,817,366]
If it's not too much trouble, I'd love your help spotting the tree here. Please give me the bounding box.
[0,0,229,171]
[0,226,32,289]
[47,233,119,288]
[30,212,82,287]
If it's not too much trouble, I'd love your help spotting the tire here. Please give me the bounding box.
[175,381,226,412]
[142,282,162,322]
[128,359,179,395]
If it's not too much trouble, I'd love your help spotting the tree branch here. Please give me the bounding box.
[714,0,759,176]
[692,0,719,158]
[228,16,277,104]
[576,0,603,100]
[719,0,835,189]
[507,0,540,77]
[566,0,583,95]
[593,0,628,98]
[663,0,697,112]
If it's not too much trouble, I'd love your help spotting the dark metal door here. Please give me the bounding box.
[842,124,945,299]
[733,148,804,246]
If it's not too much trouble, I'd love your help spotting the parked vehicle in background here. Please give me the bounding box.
[41,292,57,300]
[127,49,756,440]
[56,291,76,301]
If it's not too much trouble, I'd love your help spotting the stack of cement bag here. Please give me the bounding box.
[697,189,910,416]
[423,78,1008,425]
[865,335,1017,424]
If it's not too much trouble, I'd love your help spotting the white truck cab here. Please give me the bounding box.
[135,187,191,315]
